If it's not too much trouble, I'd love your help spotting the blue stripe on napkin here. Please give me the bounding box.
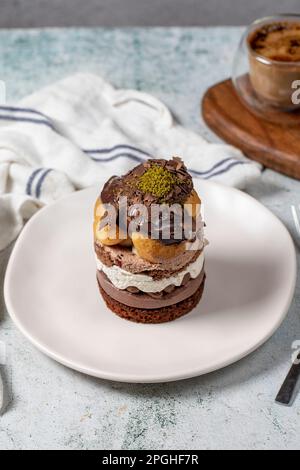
[26,168,44,196]
[89,153,146,163]
[203,160,248,179]
[35,169,53,198]
[0,105,52,120]
[1,103,252,182]
[83,144,151,157]
[0,114,55,130]
[0,105,56,129]
[189,157,235,177]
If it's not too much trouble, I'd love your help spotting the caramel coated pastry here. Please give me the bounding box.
[93,198,107,239]
[131,232,186,263]
[94,222,131,246]
[94,197,105,219]
[119,238,133,247]
[184,189,201,218]
[94,199,131,246]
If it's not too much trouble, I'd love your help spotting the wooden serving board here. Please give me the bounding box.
[202,78,300,180]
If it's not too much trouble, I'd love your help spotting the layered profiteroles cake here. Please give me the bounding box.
[93,157,207,323]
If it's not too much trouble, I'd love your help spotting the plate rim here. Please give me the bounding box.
[4,181,297,383]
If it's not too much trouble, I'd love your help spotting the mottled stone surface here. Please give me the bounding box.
[0,27,300,450]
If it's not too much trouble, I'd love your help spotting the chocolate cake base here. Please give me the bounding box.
[98,275,206,324]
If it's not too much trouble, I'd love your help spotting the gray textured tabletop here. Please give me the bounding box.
[0,27,300,450]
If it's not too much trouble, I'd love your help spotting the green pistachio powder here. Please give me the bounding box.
[137,164,178,198]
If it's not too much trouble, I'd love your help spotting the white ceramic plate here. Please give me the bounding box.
[4,181,296,383]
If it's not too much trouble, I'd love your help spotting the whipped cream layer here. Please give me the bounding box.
[96,251,204,293]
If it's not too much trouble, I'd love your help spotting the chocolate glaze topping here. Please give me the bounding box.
[101,157,193,206]
[100,157,194,245]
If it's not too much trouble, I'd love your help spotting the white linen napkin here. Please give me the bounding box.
[0,370,3,413]
[0,342,5,413]
[0,73,261,250]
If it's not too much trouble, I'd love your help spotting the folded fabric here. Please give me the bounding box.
[0,73,261,251]
[0,370,3,413]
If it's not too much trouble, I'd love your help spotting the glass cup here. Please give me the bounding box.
[232,14,300,123]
